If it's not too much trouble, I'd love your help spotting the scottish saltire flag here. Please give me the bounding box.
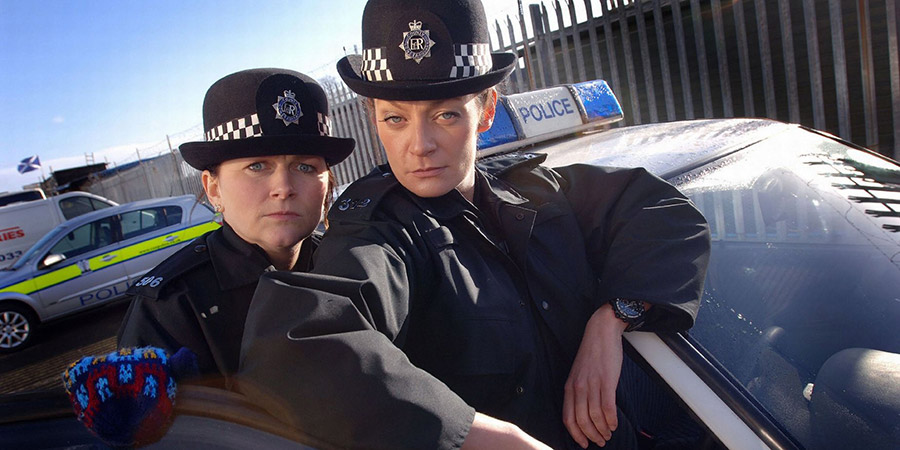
[17,156,41,174]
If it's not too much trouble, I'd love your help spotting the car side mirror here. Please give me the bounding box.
[40,253,66,269]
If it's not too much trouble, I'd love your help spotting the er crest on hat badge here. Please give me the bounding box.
[399,20,435,64]
[273,90,303,126]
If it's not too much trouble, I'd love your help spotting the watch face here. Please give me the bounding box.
[616,299,644,319]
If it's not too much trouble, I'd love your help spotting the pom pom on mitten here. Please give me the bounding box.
[62,346,198,447]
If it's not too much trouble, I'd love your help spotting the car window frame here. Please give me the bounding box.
[40,215,124,269]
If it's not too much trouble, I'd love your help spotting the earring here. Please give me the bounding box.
[214,204,222,213]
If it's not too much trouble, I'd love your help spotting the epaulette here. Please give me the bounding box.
[476,151,548,176]
[329,165,401,221]
[127,237,213,300]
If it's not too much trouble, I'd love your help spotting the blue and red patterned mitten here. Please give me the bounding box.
[62,346,198,447]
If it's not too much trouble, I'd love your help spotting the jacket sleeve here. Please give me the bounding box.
[237,220,475,450]
[553,164,712,332]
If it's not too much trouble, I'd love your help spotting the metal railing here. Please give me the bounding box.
[86,0,899,198]
[326,0,899,183]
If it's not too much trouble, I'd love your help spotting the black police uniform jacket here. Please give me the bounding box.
[238,153,711,450]
[117,222,318,384]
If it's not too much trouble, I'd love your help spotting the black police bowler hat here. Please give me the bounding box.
[337,0,516,100]
[180,69,355,170]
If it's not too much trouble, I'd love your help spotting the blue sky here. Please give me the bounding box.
[1,0,543,193]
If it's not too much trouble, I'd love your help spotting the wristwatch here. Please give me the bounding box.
[609,298,646,332]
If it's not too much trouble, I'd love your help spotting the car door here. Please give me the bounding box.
[118,205,193,283]
[33,215,130,319]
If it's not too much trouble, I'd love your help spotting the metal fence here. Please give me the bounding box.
[87,0,899,198]
[323,81,387,185]
[326,0,899,182]
[87,151,205,204]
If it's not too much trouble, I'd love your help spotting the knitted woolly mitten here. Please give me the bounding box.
[62,346,198,447]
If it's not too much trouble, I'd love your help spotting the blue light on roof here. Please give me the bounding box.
[477,79,623,153]
[477,100,518,149]
[570,80,623,122]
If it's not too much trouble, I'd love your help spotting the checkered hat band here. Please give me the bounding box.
[317,112,331,136]
[361,47,393,82]
[206,114,261,141]
[205,112,331,140]
[449,43,492,78]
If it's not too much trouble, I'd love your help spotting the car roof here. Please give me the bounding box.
[54,194,200,230]
[529,118,795,179]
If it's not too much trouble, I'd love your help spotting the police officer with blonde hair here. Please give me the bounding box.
[238,1,710,449]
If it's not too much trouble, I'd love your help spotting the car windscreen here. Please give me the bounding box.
[59,195,114,220]
[7,224,71,270]
[0,190,44,207]
[671,128,900,449]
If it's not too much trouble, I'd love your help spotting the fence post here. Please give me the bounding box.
[711,0,734,117]
[829,0,852,139]
[652,0,677,121]
[582,0,602,80]
[802,0,826,130]
[635,0,659,123]
[518,0,537,90]
[507,16,528,93]
[671,0,694,119]
[857,0,879,150]
[733,0,755,117]
[345,83,371,178]
[887,0,900,160]
[689,0,714,118]
[529,4,549,88]
[779,0,801,123]
[755,0,777,118]
[553,0,574,84]
[617,1,642,124]
[540,2,561,87]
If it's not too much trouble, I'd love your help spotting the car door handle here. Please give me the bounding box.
[164,235,178,242]
[101,254,118,262]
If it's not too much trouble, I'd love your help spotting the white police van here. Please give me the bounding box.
[0,195,218,353]
[0,191,119,268]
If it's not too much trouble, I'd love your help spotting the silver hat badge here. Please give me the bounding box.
[273,90,303,126]
[399,20,435,64]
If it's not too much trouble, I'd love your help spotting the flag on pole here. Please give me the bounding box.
[17,156,41,174]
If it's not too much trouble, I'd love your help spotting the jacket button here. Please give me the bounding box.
[515,212,525,220]
[194,244,207,253]
[541,301,550,311]
[515,386,525,395]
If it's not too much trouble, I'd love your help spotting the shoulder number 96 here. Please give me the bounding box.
[135,276,163,288]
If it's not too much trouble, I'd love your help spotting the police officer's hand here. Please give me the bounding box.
[462,412,551,450]
[563,304,627,448]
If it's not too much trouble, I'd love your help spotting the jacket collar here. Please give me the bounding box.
[412,168,531,221]
[207,223,318,291]
[207,223,274,291]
